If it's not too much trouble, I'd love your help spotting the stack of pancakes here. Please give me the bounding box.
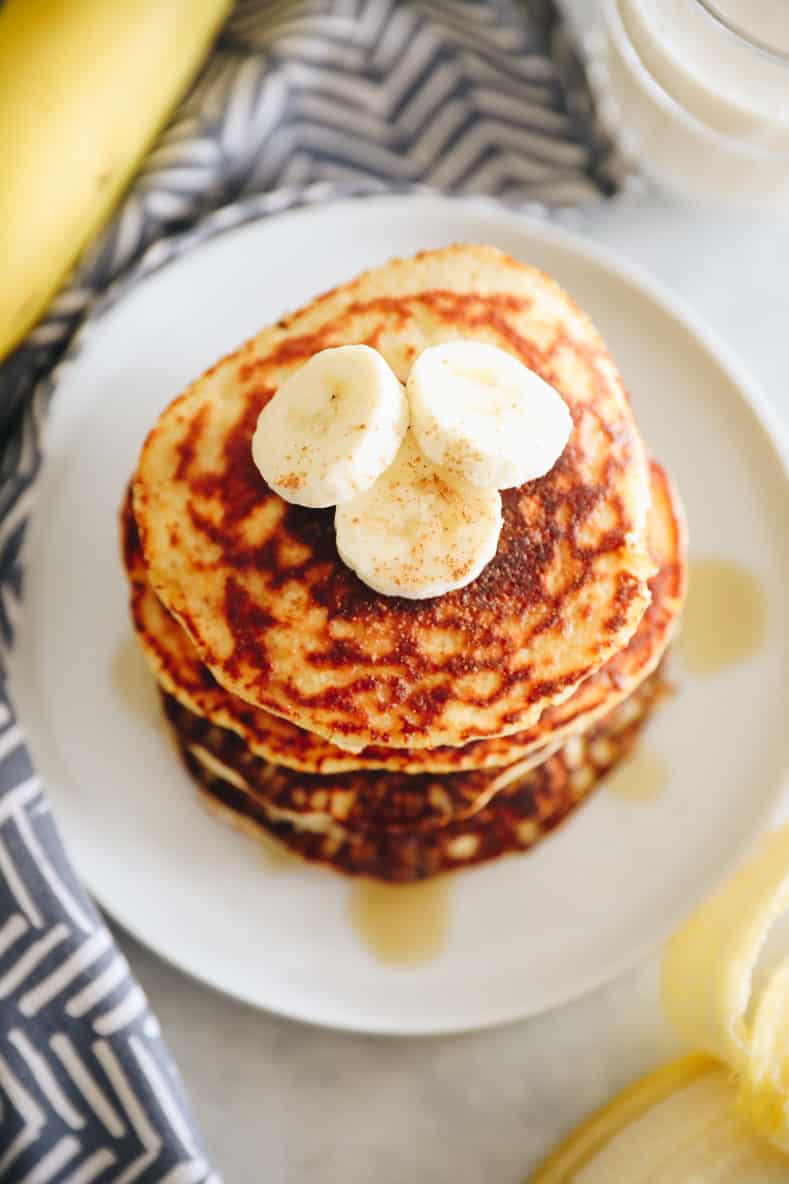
[123,246,686,883]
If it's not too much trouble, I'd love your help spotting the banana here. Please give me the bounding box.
[0,0,231,362]
[334,433,502,599]
[407,341,572,489]
[533,823,789,1181]
[663,822,789,1152]
[530,1055,789,1182]
[252,345,409,508]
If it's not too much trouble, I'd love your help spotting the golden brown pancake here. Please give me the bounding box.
[133,245,655,752]
[173,671,665,882]
[122,460,684,772]
[161,692,558,835]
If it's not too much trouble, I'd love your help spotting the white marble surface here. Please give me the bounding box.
[111,189,789,1182]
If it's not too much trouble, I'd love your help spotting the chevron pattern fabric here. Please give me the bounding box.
[0,3,626,1178]
[0,694,218,1180]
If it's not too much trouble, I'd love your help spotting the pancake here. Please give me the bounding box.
[175,670,665,882]
[162,692,559,835]
[133,245,655,752]
[122,460,685,772]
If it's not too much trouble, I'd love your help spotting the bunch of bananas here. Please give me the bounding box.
[0,0,231,362]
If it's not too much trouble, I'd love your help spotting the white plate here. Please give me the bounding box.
[11,191,789,1035]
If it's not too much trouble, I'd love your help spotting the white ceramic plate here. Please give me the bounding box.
[11,191,789,1035]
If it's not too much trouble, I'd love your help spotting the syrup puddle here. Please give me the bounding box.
[258,836,296,872]
[349,878,451,965]
[679,558,767,675]
[607,747,668,803]
[110,636,161,725]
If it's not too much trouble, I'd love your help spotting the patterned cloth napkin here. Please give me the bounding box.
[0,3,626,1178]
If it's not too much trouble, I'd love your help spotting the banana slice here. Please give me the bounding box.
[335,433,502,599]
[530,1055,789,1182]
[407,341,572,489]
[252,345,408,508]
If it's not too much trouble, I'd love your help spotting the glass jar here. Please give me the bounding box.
[603,0,789,208]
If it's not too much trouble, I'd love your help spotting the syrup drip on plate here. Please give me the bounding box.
[258,836,296,872]
[349,877,451,965]
[679,558,767,675]
[607,748,668,803]
[111,636,161,725]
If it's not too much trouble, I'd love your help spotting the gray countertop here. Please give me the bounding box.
[115,190,789,1182]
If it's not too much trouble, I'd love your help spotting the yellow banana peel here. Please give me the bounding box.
[531,1055,789,1182]
[532,823,789,1180]
[0,0,231,361]
[663,823,789,1150]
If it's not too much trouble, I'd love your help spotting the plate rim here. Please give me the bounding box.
[13,184,789,1035]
